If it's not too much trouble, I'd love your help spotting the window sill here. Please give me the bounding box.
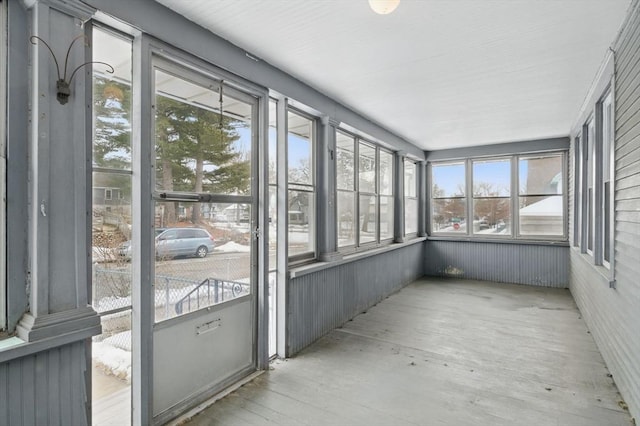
[427,236,569,247]
[571,247,615,288]
[289,237,426,279]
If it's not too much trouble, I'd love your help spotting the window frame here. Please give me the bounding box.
[598,89,614,269]
[429,151,568,242]
[286,107,317,264]
[471,156,512,238]
[404,158,419,237]
[335,128,394,253]
[0,0,6,332]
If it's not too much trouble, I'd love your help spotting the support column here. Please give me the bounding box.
[418,160,428,237]
[17,0,100,342]
[317,116,342,262]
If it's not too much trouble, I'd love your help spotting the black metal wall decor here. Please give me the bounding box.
[29,34,114,105]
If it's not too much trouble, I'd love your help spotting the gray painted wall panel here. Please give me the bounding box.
[288,243,425,355]
[0,342,88,426]
[570,1,640,420]
[425,241,569,287]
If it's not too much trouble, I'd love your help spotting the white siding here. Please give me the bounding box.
[570,1,640,420]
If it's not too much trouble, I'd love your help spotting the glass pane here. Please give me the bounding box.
[473,198,511,235]
[268,184,278,257]
[359,143,376,193]
[93,28,132,170]
[519,195,564,236]
[432,162,465,197]
[359,195,377,244]
[404,161,417,198]
[379,151,393,196]
[269,100,277,185]
[154,69,252,195]
[473,158,510,197]
[153,201,251,323]
[268,271,277,357]
[337,191,356,247]
[92,172,133,306]
[604,182,610,263]
[519,154,563,196]
[380,195,394,240]
[288,190,315,256]
[405,198,418,235]
[432,198,466,233]
[288,111,313,185]
[336,131,355,191]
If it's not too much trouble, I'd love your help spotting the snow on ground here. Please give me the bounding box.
[215,241,250,253]
[93,340,132,383]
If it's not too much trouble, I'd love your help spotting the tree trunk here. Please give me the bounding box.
[162,156,176,225]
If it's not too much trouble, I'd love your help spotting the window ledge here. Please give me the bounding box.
[571,247,615,288]
[289,237,426,279]
[427,236,569,247]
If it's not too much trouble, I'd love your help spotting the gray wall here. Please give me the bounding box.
[425,241,569,287]
[287,242,425,355]
[570,1,640,420]
[0,342,88,426]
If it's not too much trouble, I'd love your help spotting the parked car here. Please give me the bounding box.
[118,227,215,259]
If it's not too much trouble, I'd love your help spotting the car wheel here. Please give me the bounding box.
[195,245,208,258]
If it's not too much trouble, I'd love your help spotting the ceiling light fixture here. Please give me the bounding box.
[369,0,400,15]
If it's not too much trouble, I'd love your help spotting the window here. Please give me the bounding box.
[431,162,466,233]
[336,129,393,250]
[404,159,418,236]
[518,154,565,237]
[379,150,394,241]
[600,91,614,267]
[576,89,615,267]
[336,131,356,248]
[473,158,511,235]
[573,135,581,247]
[586,117,596,254]
[287,110,315,260]
[105,188,112,200]
[358,142,377,245]
[430,152,567,240]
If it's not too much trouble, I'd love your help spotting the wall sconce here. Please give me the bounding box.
[30,34,114,105]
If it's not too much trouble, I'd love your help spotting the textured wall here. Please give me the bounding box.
[570,1,640,420]
[425,241,569,287]
[287,242,425,355]
[0,342,88,426]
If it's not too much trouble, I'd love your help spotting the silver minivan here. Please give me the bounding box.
[119,227,215,259]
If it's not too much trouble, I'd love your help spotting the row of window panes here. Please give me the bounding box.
[336,131,394,249]
[575,89,613,268]
[431,153,566,238]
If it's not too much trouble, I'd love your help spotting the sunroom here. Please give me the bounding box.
[1,0,639,425]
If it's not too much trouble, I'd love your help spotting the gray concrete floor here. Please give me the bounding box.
[184,277,633,426]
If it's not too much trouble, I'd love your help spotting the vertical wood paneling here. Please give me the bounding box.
[424,241,568,287]
[571,1,640,421]
[0,342,88,426]
[288,243,425,355]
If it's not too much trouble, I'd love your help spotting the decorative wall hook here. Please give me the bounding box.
[29,34,114,105]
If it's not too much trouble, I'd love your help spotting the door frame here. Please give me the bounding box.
[130,34,270,425]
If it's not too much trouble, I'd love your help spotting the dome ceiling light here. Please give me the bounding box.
[368,0,400,15]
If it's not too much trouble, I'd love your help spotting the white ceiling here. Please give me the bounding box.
[156,0,631,151]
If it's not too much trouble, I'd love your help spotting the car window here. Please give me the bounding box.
[158,229,178,240]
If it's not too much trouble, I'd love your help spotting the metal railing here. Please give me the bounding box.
[174,277,246,315]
